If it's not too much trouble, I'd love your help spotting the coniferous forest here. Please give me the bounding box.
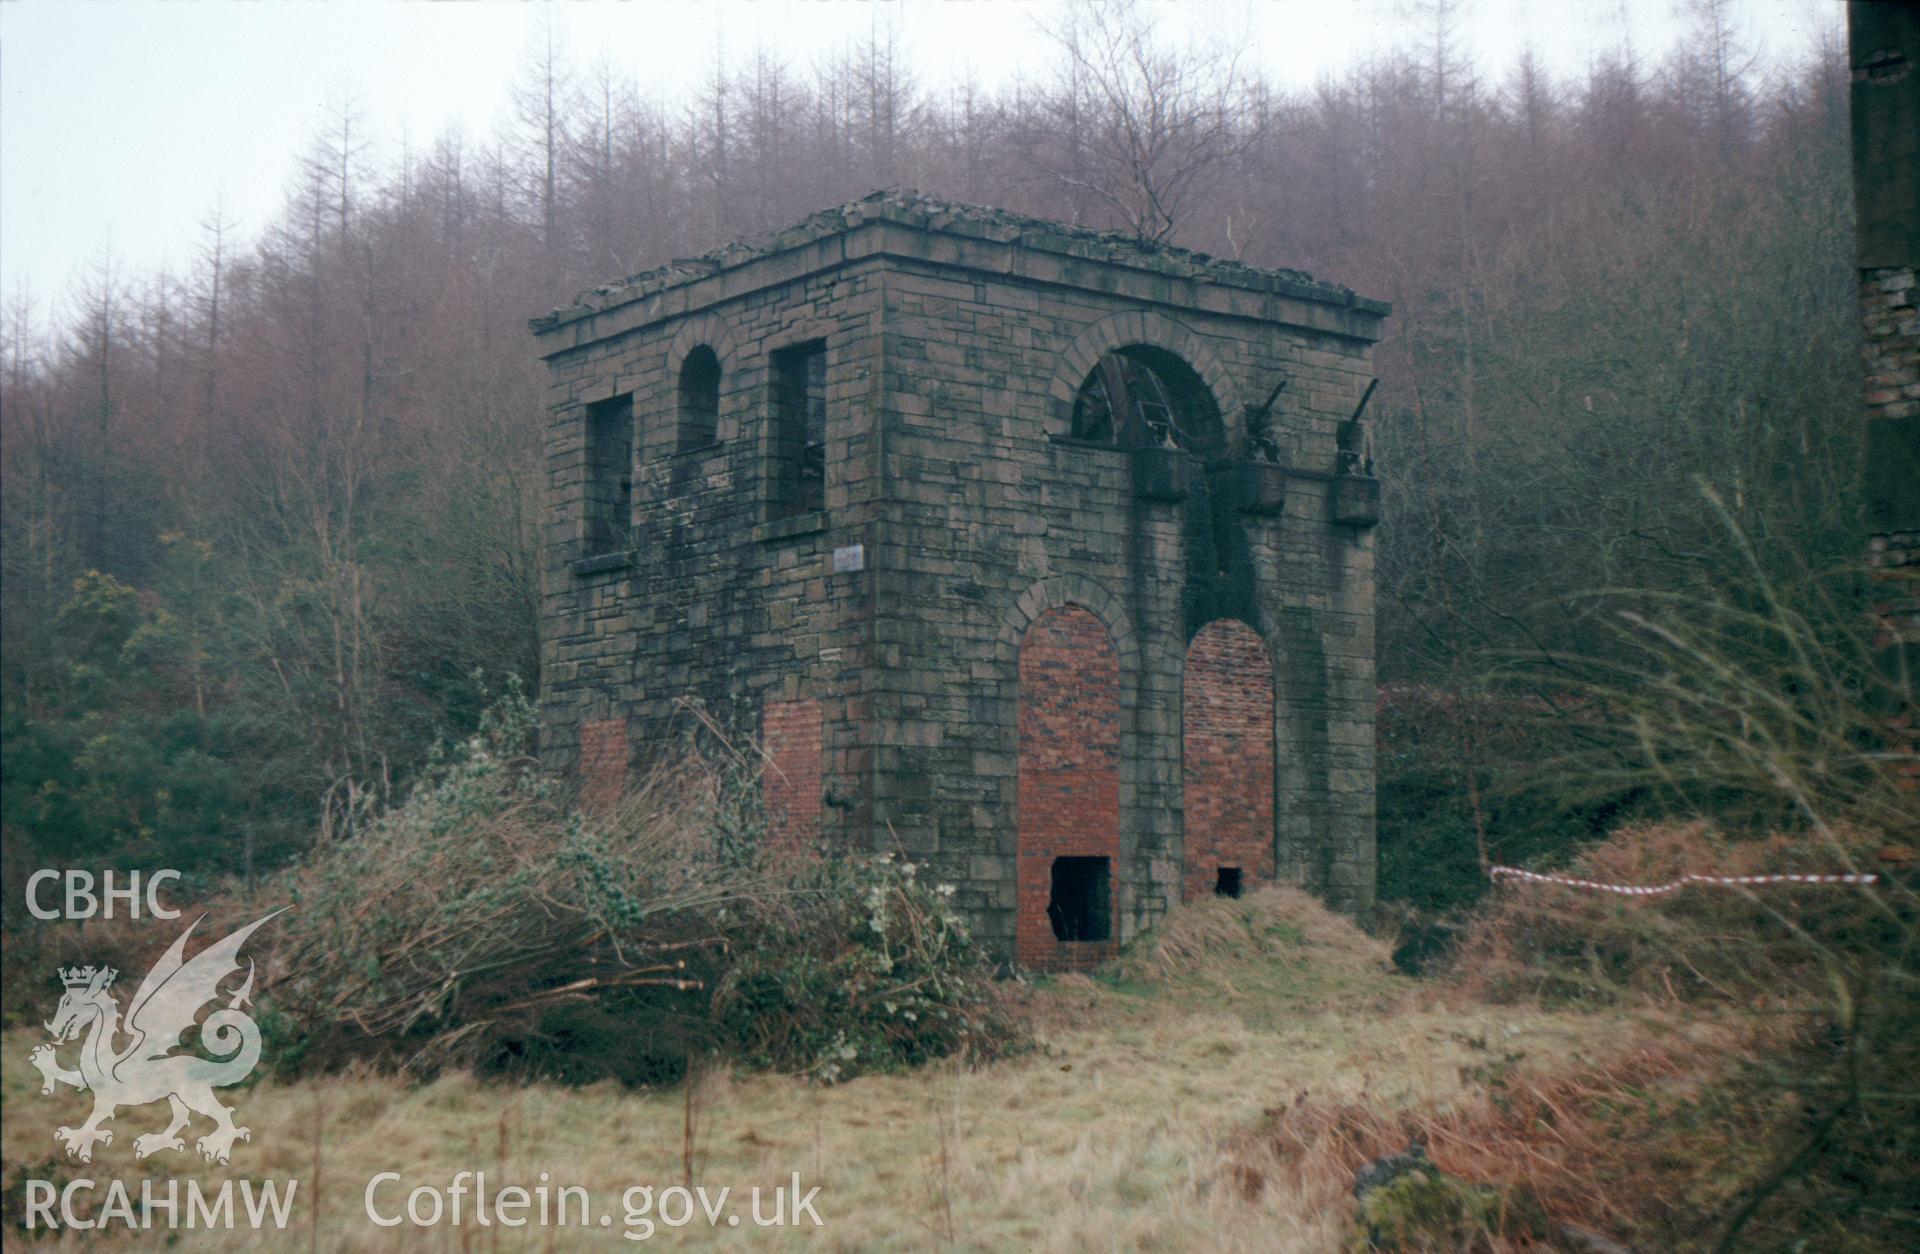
[0,2,1863,897]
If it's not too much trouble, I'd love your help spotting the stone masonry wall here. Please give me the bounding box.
[1862,267,1920,786]
[533,194,1386,964]
[1851,5,1920,789]
[534,242,889,857]
[866,243,1381,955]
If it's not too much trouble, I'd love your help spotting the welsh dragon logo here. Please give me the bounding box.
[29,910,282,1165]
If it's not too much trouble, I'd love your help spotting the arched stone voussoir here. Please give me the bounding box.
[1045,310,1241,424]
[994,576,1138,674]
[665,310,742,376]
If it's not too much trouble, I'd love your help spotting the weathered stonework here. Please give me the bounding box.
[1851,3,1920,787]
[531,191,1388,967]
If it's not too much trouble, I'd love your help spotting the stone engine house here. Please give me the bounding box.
[531,193,1389,969]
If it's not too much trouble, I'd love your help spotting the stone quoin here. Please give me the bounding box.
[531,191,1389,968]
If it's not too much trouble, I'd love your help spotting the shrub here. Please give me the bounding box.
[711,852,1026,1083]
[259,686,1021,1084]
[263,693,752,1076]
[0,565,314,887]
[0,909,172,1027]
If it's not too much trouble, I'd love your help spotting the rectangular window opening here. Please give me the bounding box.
[1215,866,1243,899]
[770,341,827,518]
[1048,856,1112,942]
[585,393,634,554]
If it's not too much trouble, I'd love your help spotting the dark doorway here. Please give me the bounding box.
[1048,857,1112,942]
[1215,867,1243,898]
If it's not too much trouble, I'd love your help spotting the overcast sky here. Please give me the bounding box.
[1,0,1837,329]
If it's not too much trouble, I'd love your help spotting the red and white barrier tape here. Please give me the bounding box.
[1489,866,1879,896]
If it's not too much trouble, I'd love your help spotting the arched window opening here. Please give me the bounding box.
[1070,346,1223,456]
[678,345,721,451]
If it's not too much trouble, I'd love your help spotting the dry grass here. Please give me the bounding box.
[1219,1025,1769,1251]
[1434,822,1919,1249]
[3,886,1698,1250]
[1452,820,1911,1009]
[1124,884,1395,985]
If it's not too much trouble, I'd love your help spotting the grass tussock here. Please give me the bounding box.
[1127,885,1394,986]
[1221,1033,1775,1251]
[1426,819,1919,1249]
[1453,820,1913,1007]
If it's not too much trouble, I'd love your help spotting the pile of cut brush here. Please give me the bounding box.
[257,692,1022,1084]
[260,717,768,1077]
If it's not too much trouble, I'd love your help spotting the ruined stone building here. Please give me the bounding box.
[531,192,1388,969]
[1850,2,1920,779]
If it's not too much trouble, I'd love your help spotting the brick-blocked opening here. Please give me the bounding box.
[579,718,628,812]
[762,697,823,852]
[1182,618,1276,901]
[1017,604,1121,969]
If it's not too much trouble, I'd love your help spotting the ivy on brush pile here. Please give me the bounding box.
[712,852,1022,1083]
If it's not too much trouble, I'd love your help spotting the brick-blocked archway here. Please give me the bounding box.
[1182,619,1275,900]
[1017,604,1121,969]
[762,697,823,852]
[579,718,628,812]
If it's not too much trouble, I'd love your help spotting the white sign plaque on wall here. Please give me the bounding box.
[832,544,866,573]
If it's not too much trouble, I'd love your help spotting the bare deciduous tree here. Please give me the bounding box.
[1031,0,1249,242]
